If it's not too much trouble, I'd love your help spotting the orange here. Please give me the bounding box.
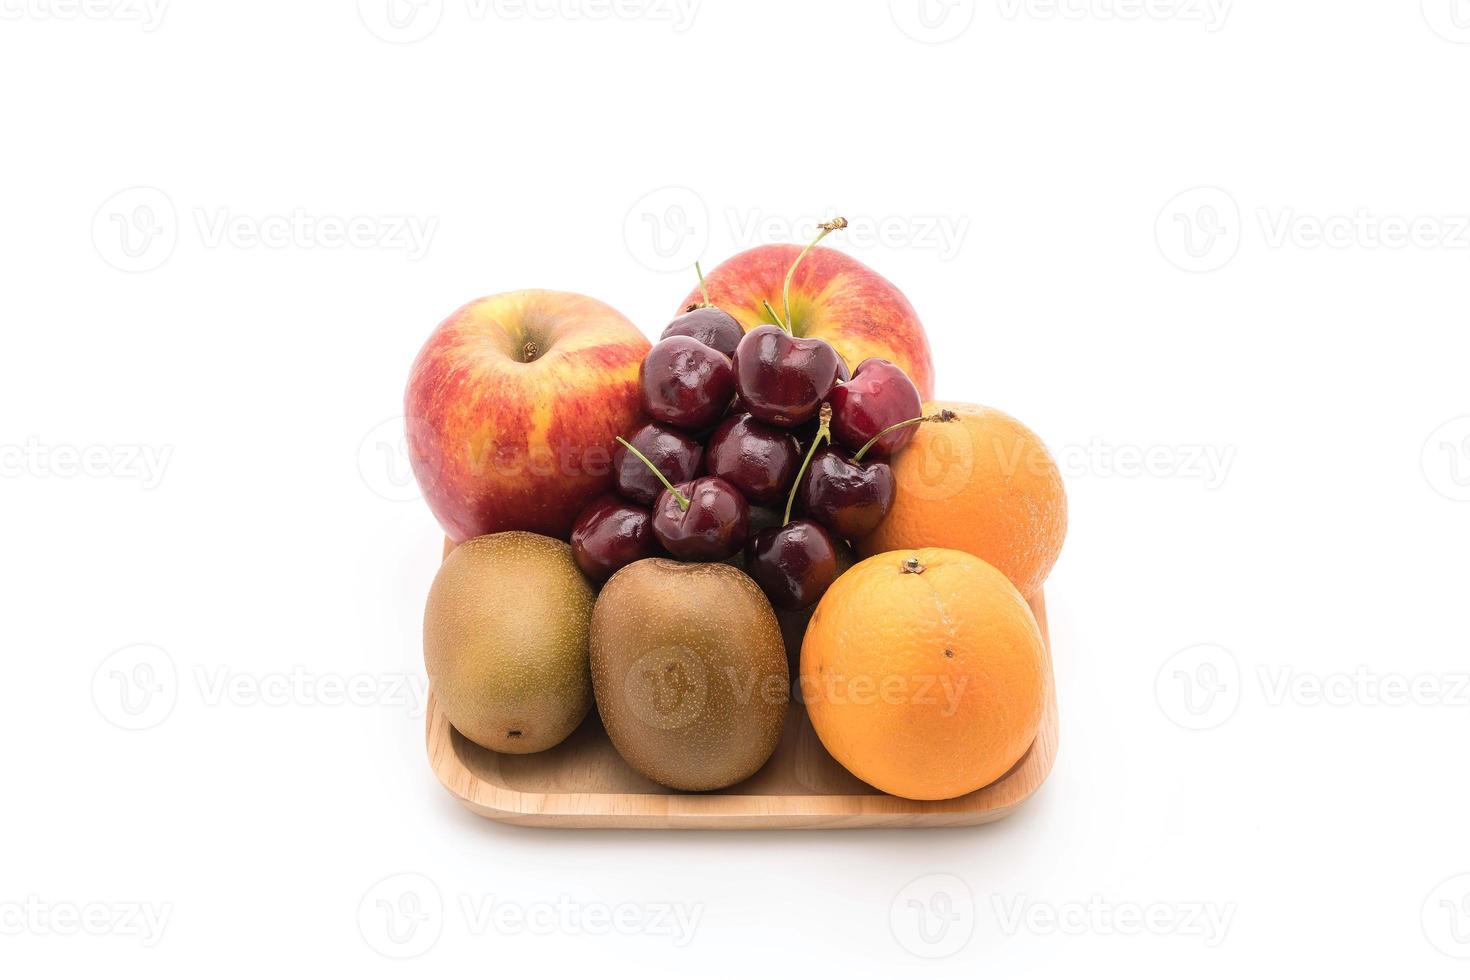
[800,548,1046,801]
[859,400,1066,598]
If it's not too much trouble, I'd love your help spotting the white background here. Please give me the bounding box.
[3,1,1469,975]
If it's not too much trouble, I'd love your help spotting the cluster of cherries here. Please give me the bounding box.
[570,219,944,610]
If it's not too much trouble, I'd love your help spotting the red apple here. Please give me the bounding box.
[676,244,934,399]
[406,290,650,543]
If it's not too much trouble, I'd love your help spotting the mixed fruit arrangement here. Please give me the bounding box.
[409,217,1067,802]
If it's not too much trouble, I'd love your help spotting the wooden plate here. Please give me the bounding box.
[425,584,1057,830]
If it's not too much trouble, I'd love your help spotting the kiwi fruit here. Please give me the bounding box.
[590,559,788,791]
[424,531,594,753]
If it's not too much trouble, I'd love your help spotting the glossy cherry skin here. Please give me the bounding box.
[828,357,922,456]
[612,421,703,506]
[798,447,896,540]
[731,325,842,428]
[745,518,839,610]
[661,306,744,359]
[703,413,801,505]
[569,494,657,582]
[639,336,735,431]
[651,476,749,561]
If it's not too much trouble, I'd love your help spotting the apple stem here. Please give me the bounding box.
[695,261,711,308]
[781,217,847,334]
[615,436,689,510]
[783,402,832,526]
[851,409,957,463]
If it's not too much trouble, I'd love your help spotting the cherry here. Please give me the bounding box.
[829,357,922,457]
[797,447,895,540]
[732,325,841,428]
[639,336,734,431]
[746,519,838,610]
[744,403,841,609]
[612,421,702,506]
[569,494,657,582]
[730,219,849,428]
[660,263,744,358]
[617,436,747,561]
[652,477,749,561]
[662,307,743,359]
[704,413,801,505]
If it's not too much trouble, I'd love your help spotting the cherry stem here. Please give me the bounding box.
[851,409,956,463]
[761,299,783,327]
[694,261,711,308]
[784,403,832,526]
[780,217,847,334]
[616,436,689,511]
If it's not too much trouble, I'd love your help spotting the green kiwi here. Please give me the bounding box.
[424,532,593,753]
[589,559,788,791]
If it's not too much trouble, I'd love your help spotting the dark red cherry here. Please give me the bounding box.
[828,358,922,457]
[731,325,841,428]
[745,518,839,610]
[703,413,801,505]
[569,494,657,582]
[661,306,744,359]
[639,336,735,431]
[797,447,896,540]
[651,476,749,561]
[612,422,702,506]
